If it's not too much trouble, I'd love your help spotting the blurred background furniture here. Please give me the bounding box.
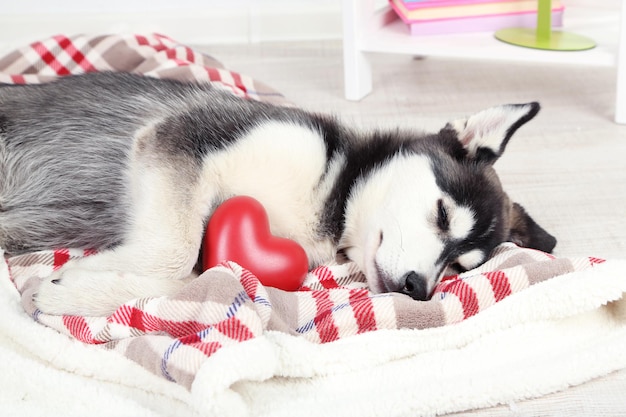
[343,0,626,123]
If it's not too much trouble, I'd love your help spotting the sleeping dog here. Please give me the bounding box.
[0,73,556,316]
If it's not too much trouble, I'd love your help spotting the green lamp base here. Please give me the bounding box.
[495,27,596,51]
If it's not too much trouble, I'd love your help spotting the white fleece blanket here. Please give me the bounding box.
[2,246,626,417]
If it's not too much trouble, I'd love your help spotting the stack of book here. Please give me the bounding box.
[389,0,564,36]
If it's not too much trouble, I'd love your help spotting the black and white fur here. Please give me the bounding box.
[0,73,556,316]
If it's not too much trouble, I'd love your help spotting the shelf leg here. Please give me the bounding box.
[342,0,373,101]
[615,0,626,124]
[343,48,372,101]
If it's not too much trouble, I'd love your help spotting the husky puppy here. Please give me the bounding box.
[0,72,556,316]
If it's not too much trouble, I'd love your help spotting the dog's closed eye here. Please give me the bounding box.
[437,199,449,232]
[449,262,468,273]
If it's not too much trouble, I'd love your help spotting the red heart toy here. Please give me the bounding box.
[203,196,309,291]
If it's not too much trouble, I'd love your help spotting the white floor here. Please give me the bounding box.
[200,40,626,261]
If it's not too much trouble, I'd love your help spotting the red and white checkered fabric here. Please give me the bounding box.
[0,34,606,391]
[0,33,289,105]
[6,244,604,388]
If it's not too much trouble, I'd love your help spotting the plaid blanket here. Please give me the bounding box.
[6,244,606,389]
[0,35,620,412]
[0,33,288,106]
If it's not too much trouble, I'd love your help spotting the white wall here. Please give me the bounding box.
[2,0,248,14]
[0,0,342,51]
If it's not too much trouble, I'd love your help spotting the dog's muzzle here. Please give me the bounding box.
[400,271,429,301]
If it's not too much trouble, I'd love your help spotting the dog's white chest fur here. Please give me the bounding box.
[199,121,340,266]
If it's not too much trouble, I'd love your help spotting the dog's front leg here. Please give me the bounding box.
[34,264,197,317]
[34,159,211,316]
[33,206,205,316]
[33,241,201,316]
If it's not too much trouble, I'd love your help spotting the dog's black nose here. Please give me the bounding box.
[401,272,429,301]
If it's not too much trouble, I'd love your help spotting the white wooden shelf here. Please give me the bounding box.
[342,0,626,123]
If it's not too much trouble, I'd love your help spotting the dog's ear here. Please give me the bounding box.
[446,102,540,164]
[507,202,557,253]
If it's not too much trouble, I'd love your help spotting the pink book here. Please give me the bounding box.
[390,0,563,20]
[406,9,564,36]
[401,0,520,11]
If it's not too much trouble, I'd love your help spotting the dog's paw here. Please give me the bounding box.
[33,267,123,316]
